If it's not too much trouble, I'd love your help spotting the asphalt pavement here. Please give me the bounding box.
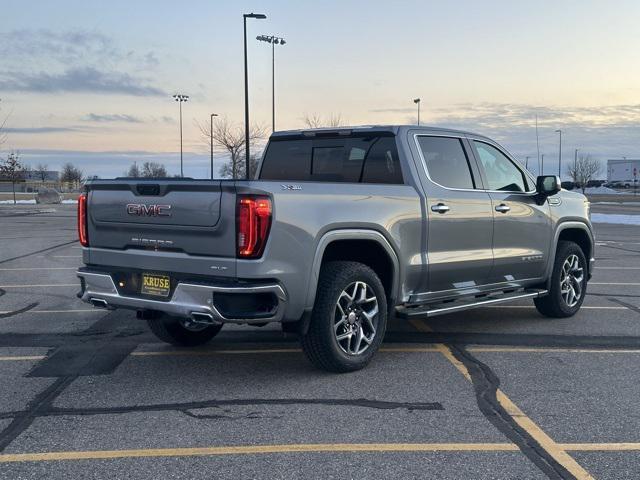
[0,204,639,479]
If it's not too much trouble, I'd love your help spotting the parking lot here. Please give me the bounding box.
[0,204,639,479]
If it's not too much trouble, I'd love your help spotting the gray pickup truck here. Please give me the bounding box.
[77,125,594,372]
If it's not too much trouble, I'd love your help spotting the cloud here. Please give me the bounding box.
[83,113,143,123]
[0,29,164,96]
[4,126,79,134]
[0,67,165,96]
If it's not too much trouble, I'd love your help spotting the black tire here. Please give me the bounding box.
[534,241,587,318]
[147,314,222,346]
[301,261,387,373]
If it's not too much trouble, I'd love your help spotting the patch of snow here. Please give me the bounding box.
[591,213,640,226]
[62,199,78,204]
[0,199,36,204]
[582,186,621,194]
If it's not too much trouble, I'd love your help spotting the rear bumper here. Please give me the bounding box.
[77,270,287,324]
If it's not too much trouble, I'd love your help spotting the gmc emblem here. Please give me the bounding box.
[126,204,172,217]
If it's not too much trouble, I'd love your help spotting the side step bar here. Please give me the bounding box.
[396,289,548,319]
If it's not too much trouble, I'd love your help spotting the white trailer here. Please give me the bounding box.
[607,159,640,187]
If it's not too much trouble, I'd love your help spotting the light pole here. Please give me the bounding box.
[257,35,286,132]
[210,113,218,180]
[574,148,578,176]
[525,156,530,170]
[413,98,421,125]
[173,94,189,177]
[541,153,545,175]
[243,12,267,180]
[555,129,562,177]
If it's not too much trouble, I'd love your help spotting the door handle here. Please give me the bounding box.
[495,203,510,213]
[431,203,450,214]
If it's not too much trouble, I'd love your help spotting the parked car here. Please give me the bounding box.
[76,126,595,372]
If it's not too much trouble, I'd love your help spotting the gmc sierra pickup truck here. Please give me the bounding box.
[77,125,594,372]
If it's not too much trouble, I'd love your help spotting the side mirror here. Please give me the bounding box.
[535,175,561,204]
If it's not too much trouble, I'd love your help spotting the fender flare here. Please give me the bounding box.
[304,229,401,311]
[545,221,594,288]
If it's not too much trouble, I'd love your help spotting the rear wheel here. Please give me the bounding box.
[301,261,387,373]
[534,241,587,318]
[147,314,222,346]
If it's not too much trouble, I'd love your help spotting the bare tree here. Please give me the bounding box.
[126,162,141,177]
[566,154,601,194]
[0,152,25,204]
[60,162,84,191]
[141,161,167,177]
[302,113,345,128]
[35,163,49,182]
[197,117,266,179]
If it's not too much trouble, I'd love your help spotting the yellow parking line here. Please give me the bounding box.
[0,442,519,463]
[466,347,640,353]
[483,305,626,310]
[0,355,45,362]
[131,346,441,357]
[0,267,77,271]
[0,309,100,315]
[0,284,77,288]
[562,443,640,451]
[410,319,594,480]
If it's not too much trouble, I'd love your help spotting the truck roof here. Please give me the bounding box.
[270,124,492,140]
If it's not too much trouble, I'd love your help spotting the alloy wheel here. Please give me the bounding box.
[333,281,379,355]
[560,254,584,308]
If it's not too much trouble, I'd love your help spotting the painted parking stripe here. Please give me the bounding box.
[466,347,640,353]
[0,443,519,463]
[595,267,640,270]
[0,284,77,288]
[562,443,640,451]
[0,355,45,362]
[482,305,626,310]
[410,319,593,480]
[131,346,441,357]
[0,267,77,271]
[590,282,640,286]
[0,309,99,314]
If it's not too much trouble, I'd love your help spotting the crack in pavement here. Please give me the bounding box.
[0,376,77,453]
[0,397,443,422]
[608,298,640,315]
[448,345,576,479]
[0,303,38,319]
[0,239,78,265]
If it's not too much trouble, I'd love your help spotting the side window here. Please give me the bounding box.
[361,137,403,184]
[417,136,476,189]
[311,143,363,182]
[473,142,528,192]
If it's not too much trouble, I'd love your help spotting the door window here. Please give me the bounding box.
[416,136,476,189]
[473,141,529,192]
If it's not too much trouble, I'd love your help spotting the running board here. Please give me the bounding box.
[396,289,548,319]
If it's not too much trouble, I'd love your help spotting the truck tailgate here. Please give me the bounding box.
[86,179,237,261]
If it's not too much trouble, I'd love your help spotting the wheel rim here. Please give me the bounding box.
[179,318,210,332]
[334,281,379,356]
[560,254,584,308]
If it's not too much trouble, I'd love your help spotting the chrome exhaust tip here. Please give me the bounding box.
[190,311,222,326]
[89,298,109,309]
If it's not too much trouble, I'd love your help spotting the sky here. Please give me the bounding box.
[1,0,639,179]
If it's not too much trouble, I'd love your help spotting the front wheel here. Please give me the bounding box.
[534,241,587,318]
[301,261,387,373]
[147,314,223,346]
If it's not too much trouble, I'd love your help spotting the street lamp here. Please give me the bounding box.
[210,113,218,180]
[173,94,189,177]
[413,98,421,125]
[555,129,562,177]
[256,34,286,132]
[243,12,267,180]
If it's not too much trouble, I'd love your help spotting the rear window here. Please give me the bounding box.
[259,135,403,184]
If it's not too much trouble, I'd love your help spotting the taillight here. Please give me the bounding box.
[78,193,88,247]
[237,195,272,258]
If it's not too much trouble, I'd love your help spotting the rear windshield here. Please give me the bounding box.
[259,135,403,184]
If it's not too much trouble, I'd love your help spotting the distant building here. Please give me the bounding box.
[0,170,60,193]
[607,159,640,187]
